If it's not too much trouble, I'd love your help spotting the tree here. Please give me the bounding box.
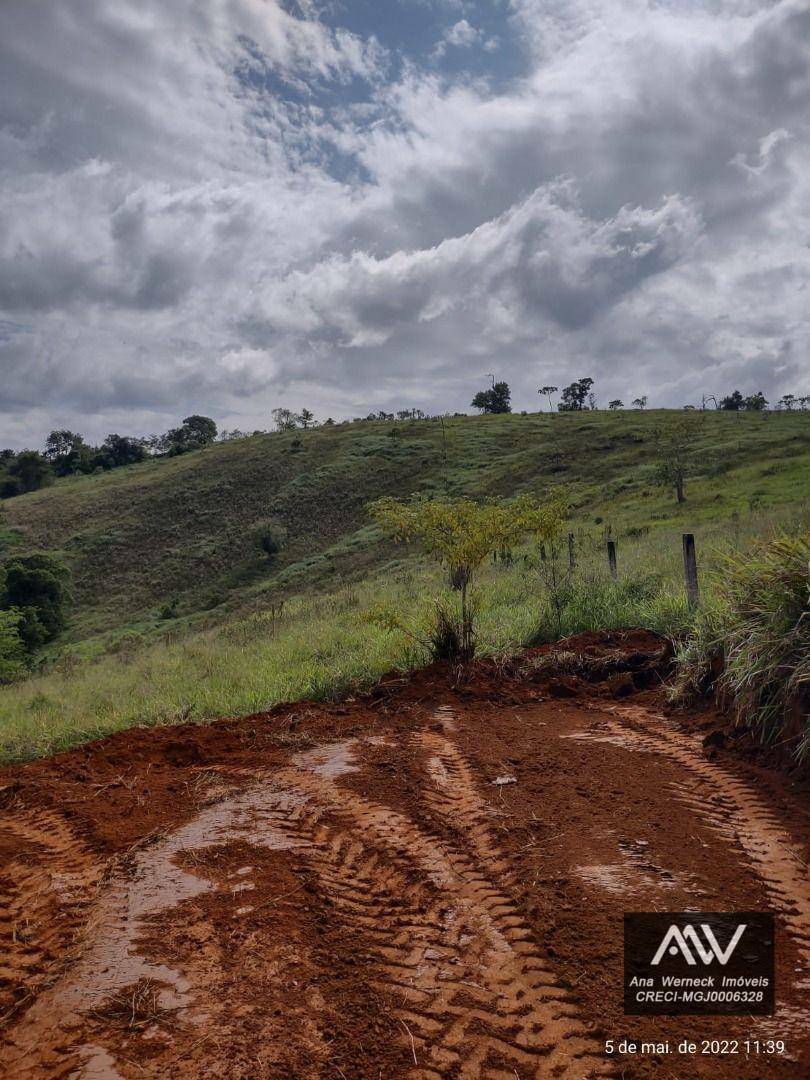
[779,394,796,412]
[162,415,218,455]
[631,396,647,410]
[744,392,768,412]
[654,419,693,503]
[368,492,566,660]
[98,433,147,468]
[471,381,511,414]
[185,415,217,444]
[1,451,52,498]
[720,390,745,411]
[608,399,624,410]
[44,430,92,475]
[0,554,72,649]
[296,408,315,429]
[271,407,298,432]
[557,378,593,411]
[538,386,558,413]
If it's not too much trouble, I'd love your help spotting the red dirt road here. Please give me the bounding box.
[0,632,807,1078]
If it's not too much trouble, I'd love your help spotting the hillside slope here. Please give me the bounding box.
[2,409,809,648]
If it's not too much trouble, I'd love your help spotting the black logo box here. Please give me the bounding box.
[624,912,774,1015]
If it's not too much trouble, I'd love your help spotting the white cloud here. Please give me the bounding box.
[1,0,808,445]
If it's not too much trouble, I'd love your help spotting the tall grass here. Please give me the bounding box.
[0,512,805,763]
[671,533,809,758]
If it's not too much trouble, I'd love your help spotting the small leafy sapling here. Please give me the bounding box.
[654,418,694,503]
[368,492,566,660]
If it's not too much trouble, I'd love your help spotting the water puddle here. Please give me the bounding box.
[37,782,308,1021]
[77,1043,125,1079]
[575,839,687,898]
[293,739,360,778]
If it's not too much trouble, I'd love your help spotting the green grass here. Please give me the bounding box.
[2,409,808,654]
[0,504,806,763]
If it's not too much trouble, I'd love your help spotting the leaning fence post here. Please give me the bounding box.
[568,532,575,570]
[607,540,618,580]
[682,533,699,608]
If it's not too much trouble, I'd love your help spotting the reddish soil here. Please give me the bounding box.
[0,630,807,1079]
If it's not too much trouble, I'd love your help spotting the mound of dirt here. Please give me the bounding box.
[0,630,807,1078]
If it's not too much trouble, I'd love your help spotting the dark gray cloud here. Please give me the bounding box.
[0,0,808,447]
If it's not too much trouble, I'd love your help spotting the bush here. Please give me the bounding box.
[671,534,809,757]
[254,521,288,561]
[0,610,25,683]
[0,554,72,649]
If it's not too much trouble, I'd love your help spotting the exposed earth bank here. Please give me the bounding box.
[0,630,807,1078]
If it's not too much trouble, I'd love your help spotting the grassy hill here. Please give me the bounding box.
[0,408,807,761]
[3,409,808,650]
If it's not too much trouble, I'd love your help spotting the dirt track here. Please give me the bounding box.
[0,632,807,1078]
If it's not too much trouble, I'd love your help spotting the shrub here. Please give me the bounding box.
[254,521,288,561]
[159,597,179,620]
[671,534,809,757]
[0,609,25,683]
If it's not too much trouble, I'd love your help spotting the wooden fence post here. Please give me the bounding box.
[682,533,699,608]
[568,532,575,571]
[607,540,618,580]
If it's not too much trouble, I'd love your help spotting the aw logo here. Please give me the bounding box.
[624,912,774,1015]
[651,922,746,966]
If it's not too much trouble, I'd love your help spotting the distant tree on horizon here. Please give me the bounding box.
[297,408,315,429]
[632,396,647,410]
[471,381,511,414]
[720,390,745,411]
[608,399,623,410]
[557,378,593,411]
[44,430,92,476]
[98,433,147,468]
[538,385,558,413]
[162,415,217,455]
[271,407,298,432]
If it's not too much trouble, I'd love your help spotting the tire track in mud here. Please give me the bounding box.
[417,727,512,876]
[279,732,611,1079]
[0,784,313,1079]
[0,809,103,1026]
[1,733,610,1080]
[575,703,810,1036]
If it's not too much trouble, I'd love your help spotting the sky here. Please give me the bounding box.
[1,0,809,448]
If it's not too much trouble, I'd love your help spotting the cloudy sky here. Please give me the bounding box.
[1,0,809,447]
